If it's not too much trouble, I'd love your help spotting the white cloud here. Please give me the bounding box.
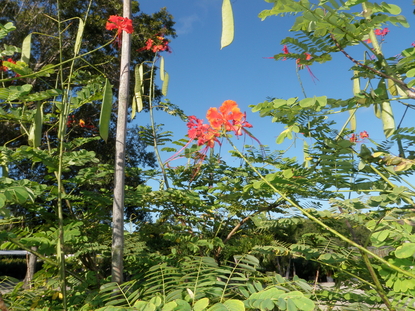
[177,14,200,35]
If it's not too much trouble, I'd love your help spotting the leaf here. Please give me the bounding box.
[0,22,16,40]
[299,97,314,107]
[372,230,389,243]
[99,78,113,142]
[21,33,32,64]
[208,299,245,311]
[0,88,9,100]
[28,103,43,148]
[162,72,169,96]
[407,68,415,78]
[194,298,209,311]
[161,301,177,311]
[395,243,415,259]
[74,18,85,56]
[283,169,294,179]
[221,0,234,49]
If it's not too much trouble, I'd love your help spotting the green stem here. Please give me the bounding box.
[226,137,415,279]
[56,1,67,308]
[361,251,395,311]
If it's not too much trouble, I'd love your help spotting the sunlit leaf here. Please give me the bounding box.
[395,243,415,258]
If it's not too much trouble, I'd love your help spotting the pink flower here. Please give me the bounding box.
[349,131,369,143]
[374,28,389,37]
[360,131,369,139]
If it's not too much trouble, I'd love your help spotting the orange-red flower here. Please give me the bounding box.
[360,130,369,139]
[187,116,220,148]
[206,100,252,136]
[106,15,133,47]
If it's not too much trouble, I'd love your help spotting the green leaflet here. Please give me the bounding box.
[395,243,415,259]
[28,103,43,148]
[221,0,234,49]
[208,299,244,311]
[21,33,32,64]
[99,78,113,142]
[0,22,16,40]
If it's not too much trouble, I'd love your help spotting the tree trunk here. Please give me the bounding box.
[111,0,132,284]
[23,247,37,289]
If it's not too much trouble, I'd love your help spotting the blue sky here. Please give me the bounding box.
[137,0,414,164]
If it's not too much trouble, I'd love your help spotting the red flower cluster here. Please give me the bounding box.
[138,35,171,53]
[187,100,252,150]
[349,131,369,143]
[106,15,134,47]
[166,101,257,176]
[207,100,252,136]
[0,58,16,72]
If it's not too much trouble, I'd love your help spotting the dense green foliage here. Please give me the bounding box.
[1,0,415,310]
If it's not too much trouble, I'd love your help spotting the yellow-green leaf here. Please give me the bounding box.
[99,78,113,142]
[395,243,415,258]
[221,0,234,49]
[194,298,209,311]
